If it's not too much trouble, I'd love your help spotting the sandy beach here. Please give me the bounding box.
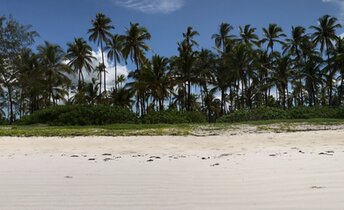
[1,130,344,210]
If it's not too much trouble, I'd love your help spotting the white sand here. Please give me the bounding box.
[1,130,344,210]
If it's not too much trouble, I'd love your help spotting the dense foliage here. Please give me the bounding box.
[142,111,206,124]
[1,14,344,124]
[218,106,344,123]
[19,105,137,125]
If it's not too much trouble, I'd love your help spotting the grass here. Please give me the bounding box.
[1,118,344,137]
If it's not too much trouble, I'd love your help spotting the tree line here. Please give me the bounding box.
[0,13,344,123]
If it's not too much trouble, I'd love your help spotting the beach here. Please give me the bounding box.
[1,130,344,210]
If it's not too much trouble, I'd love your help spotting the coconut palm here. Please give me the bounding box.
[181,27,199,111]
[283,26,307,104]
[122,22,151,71]
[144,55,170,111]
[66,38,95,85]
[37,41,71,106]
[310,15,342,105]
[261,24,286,53]
[88,13,114,95]
[106,34,124,90]
[272,55,292,109]
[310,15,341,55]
[212,23,234,52]
[239,24,259,47]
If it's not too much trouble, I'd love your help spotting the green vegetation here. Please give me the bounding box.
[141,111,206,124]
[18,105,207,125]
[0,124,194,137]
[1,14,344,125]
[218,106,344,123]
[1,118,344,137]
[19,105,138,125]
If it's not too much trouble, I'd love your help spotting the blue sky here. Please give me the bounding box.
[1,0,344,59]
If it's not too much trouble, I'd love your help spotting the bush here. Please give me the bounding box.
[19,105,137,125]
[141,111,206,124]
[286,106,338,119]
[218,107,288,123]
[218,106,344,123]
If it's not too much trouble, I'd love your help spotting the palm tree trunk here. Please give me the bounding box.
[8,86,14,124]
[340,75,344,105]
[327,51,333,106]
[299,78,304,106]
[222,89,226,115]
[114,59,118,90]
[101,41,106,96]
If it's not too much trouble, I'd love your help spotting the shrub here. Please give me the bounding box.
[286,106,338,119]
[141,111,206,124]
[218,107,287,123]
[19,105,137,125]
[218,106,344,123]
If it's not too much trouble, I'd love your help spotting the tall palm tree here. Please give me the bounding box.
[332,37,344,104]
[283,26,307,105]
[142,55,170,111]
[239,24,259,47]
[37,41,71,106]
[283,26,306,58]
[272,55,292,109]
[178,26,199,111]
[310,15,341,55]
[310,15,342,105]
[122,22,151,115]
[88,13,114,95]
[212,23,234,52]
[66,38,95,85]
[106,34,124,90]
[195,49,215,109]
[122,22,151,72]
[261,24,286,53]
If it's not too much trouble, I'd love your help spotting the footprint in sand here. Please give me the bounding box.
[310,186,326,189]
[210,163,220,167]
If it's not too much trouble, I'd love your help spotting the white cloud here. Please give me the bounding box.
[67,49,129,90]
[113,0,184,14]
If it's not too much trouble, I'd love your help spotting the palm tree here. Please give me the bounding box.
[66,38,95,85]
[283,26,306,58]
[310,15,342,105]
[261,24,286,53]
[272,55,292,109]
[239,24,259,47]
[88,13,114,95]
[212,23,234,52]
[106,34,124,90]
[181,27,199,111]
[332,37,344,104]
[283,26,307,105]
[122,22,151,72]
[195,49,216,109]
[212,55,233,114]
[143,55,170,111]
[37,41,71,106]
[122,22,151,115]
[310,15,341,55]
[117,74,126,88]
